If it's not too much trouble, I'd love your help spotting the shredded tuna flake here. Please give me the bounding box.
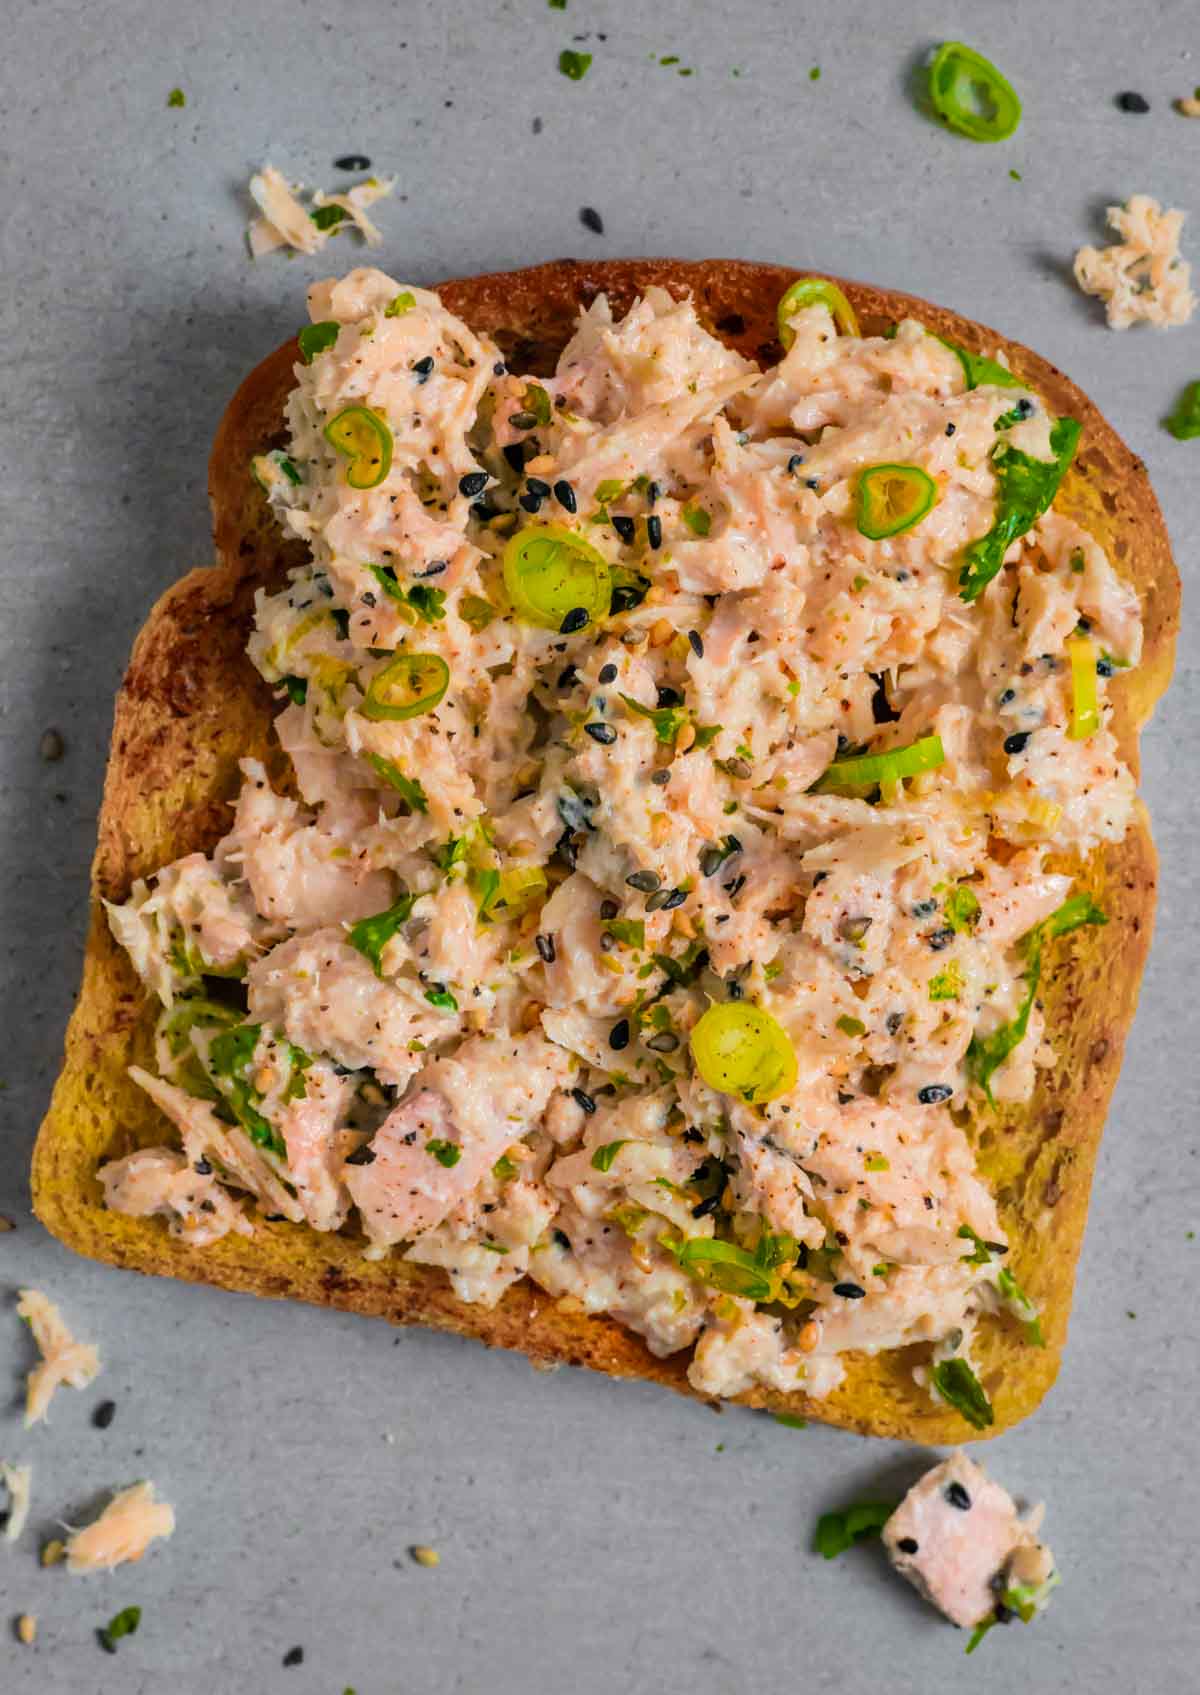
[248,164,395,259]
[17,1290,101,1427]
[65,1481,175,1574]
[1073,194,1196,329]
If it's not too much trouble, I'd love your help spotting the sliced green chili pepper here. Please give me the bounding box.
[856,463,938,539]
[690,1001,798,1103]
[361,652,449,720]
[928,42,1022,143]
[1067,634,1100,740]
[502,524,611,630]
[778,276,860,349]
[324,405,393,489]
[814,734,945,792]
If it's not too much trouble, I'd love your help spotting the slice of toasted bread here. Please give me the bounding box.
[32,260,1178,1439]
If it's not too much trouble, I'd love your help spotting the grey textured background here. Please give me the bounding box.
[1,2,1197,1689]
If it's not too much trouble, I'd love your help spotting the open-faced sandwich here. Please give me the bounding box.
[34,259,1178,1438]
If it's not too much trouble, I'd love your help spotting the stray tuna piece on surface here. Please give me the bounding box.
[882,1450,1057,1638]
[65,1481,176,1573]
[17,1290,101,1427]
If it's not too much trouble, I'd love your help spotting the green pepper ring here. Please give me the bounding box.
[324,405,394,490]
[928,42,1022,144]
[856,463,939,540]
[361,652,449,721]
[777,276,861,350]
[502,524,612,631]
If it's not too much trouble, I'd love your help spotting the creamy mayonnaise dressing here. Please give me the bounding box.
[102,269,1142,1404]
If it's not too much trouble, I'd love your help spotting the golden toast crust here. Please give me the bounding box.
[32,259,1179,1439]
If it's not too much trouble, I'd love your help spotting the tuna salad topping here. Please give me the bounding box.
[101,267,1143,1406]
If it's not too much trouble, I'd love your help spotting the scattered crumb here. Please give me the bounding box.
[383,1430,396,1445]
[579,206,604,235]
[39,728,64,762]
[1074,194,1196,328]
[410,1544,440,1567]
[166,88,186,108]
[1,1462,32,1542]
[16,1614,36,1646]
[1176,91,1200,117]
[41,1539,65,1568]
[0,1215,13,1232]
[283,1645,305,1667]
[92,1400,117,1431]
[809,66,821,82]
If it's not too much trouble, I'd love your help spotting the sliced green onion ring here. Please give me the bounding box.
[324,405,394,489]
[777,276,860,349]
[1067,634,1100,740]
[928,42,1022,144]
[815,734,946,792]
[502,524,612,630]
[361,652,449,721]
[856,463,938,540]
[690,1001,798,1103]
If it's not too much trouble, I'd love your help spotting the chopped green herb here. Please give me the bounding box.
[424,987,459,1012]
[298,321,340,364]
[930,1357,994,1429]
[944,884,981,933]
[836,1014,866,1038]
[959,417,1081,601]
[548,0,566,8]
[459,594,498,631]
[282,674,308,706]
[929,961,965,1001]
[956,1222,996,1266]
[426,1138,462,1168]
[1009,168,1022,181]
[938,336,1021,392]
[774,1413,808,1429]
[682,505,712,536]
[366,754,428,813]
[864,1153,890,1173]
[621,692,689,745]
[590,1140,628,1173]
[347,890,417,976]
[996,1266,1045,1345]
[693,723,722,749]
[366,565,447,624]
[595,478,626,502]
[522,383,553,426]
[1165,380,1200,441]
[492,1154,518,1181]
[605,918,645,948]
[207,1024,309,1158]
[385,290,417,318]
[166,88,186,107]
[809,65,821,81]
[813,1501,895,1560]
[311,204,349,232]
[967,893,1106,1103]
[98,1605,142,1653]
[559,49,592,80]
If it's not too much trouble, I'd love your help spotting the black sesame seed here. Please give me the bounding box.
[609,1018,631,1050]
[557,664,579,689]
[345,1143,377,1165]
[918,1083,954,1105]
[927,926,955,952]
[998,687,1016,706]
[611,514,636,543]
[580,206,605,234]
[691,1193,721,1218]
[470,501,497,523]
[493,361,507,376]
[1003,730,1031,754]
[1115,90,1150,113]
[656,684,683,709]
[833,1282,866,1299]
[647,481,662,506]
[626,868,661,893]
[554,479,577,513]
[502,442,528,474]
[646,514,663,550]
[898,1537,919,1554]
[700,847,726,878]
[458,470,488,498]
[945,422,957,437]
[584,721,616,744]
[599,899,619,920]
[39,727,65,761]
[885,1011,905,1035]
[412,355,435,381]
[722,874,746,899]
[519,491,545,514]
[193,1156,213,1175]
[645,889,670,912]
[687,629,704,658]
[650,768,671,786]
[510,410,539,431]
[334,153,372,171]
[283,1646,305,1667]
[945,1480,972,1510]
[535,933,556,964]
[571,1088,596,1116]
[598,663,618,685]
[786,453,805,473]
[1096,656,1115,678]
[560,606,589,634]
[554,1228,572,1250]
[525,476,552,498]
[726,977,744,1001]
[418,559,447,577]
[646,1031,680,1053]
[805,477,820,491]
[92,1399,117,1430]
